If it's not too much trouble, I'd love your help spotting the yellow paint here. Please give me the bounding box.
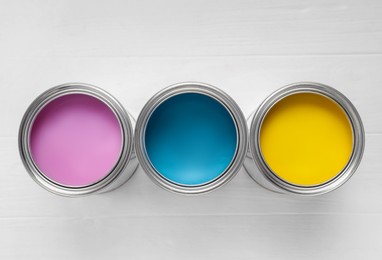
[260,93,353,186]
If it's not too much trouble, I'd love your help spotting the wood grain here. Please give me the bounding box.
[0,0,381,259]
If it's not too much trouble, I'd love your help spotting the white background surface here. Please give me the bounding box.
[1,0,381,259]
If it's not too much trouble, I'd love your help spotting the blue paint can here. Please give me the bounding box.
[135,82,248,194]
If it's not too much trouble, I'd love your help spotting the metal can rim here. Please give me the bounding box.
[18,83,134,197]
[135,82,248,195]
[249,82,365,195]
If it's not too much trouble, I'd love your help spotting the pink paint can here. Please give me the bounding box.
[19,83,138,196]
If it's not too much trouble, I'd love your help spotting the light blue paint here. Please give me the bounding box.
[144,93,238,186]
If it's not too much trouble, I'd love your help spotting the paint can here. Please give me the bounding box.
[244,82,365,195]
[135,82,248,194]
[19,83,138,196]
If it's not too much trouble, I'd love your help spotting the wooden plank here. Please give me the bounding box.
[1,215,381,259]
[1,55,381,137]
[0,0,381,58]
[0,133,380,219]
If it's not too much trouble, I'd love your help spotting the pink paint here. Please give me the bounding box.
[30,94,123,187]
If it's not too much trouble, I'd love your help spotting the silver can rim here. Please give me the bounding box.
[249,82,365,195]
[135,82,248,195]
[18,83,134,197]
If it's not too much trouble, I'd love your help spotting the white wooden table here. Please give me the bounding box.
[1,0,381,259]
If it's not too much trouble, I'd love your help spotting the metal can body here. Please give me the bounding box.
[135,82,248,195]
[244,82,365,195]
[19,83,138,197]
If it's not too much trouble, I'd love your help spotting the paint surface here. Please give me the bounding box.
[30,94,122,186]
[260,93,353,186]
[145,93,238,186]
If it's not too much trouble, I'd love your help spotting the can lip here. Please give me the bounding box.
[135,82,248,195]
[249,82,365,195]
[18,83,134,197]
